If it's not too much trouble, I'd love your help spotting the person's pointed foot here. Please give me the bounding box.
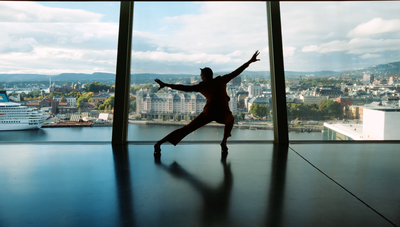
[154,152,161,163]
[154,142,161,155]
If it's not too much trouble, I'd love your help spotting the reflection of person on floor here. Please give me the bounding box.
[154,158,232,226]
[154,51,260,154]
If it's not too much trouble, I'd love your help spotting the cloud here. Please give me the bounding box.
[280,1,400,71]
[0,2,103,22]
[136,2,268,59]
[132,51,241,64]
[0,2,119,74]
[0,32,37,53]
[130,2,270,73]
[348,17,400,38]
[299,37,400,56]
[283,46,296,58]
[302,45,318,53]
[360,53,381,59]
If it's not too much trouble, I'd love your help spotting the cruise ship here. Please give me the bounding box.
[0,91,44,131]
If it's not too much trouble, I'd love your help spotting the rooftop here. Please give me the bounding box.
[324,122,375,140]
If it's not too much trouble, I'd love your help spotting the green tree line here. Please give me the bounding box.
[287,100,342,120]
[84,81,115,93]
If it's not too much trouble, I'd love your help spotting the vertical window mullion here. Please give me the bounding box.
[112,1,134,145]
[267,1,289,144]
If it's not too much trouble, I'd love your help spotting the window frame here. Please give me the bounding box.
[112,1,400,144]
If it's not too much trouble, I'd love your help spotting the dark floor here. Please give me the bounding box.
[0,143,399,227]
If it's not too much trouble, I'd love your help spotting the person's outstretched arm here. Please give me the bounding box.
[155,79,201,92]
[222,50,260,83]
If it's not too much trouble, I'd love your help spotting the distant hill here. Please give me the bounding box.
[1,61,400,82]
[341,61,400,77]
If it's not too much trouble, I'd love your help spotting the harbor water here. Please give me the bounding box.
[0,123,322,142]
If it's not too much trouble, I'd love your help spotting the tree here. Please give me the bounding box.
[99,96,114,110]
[68,91,80,98]
[131,83,159,94]
[174,114,180,121]
[250,103,268,119]
[60,96,67,102]
[84,81,114,93]
[49,92,65,99]
[239,112,245,121]
[319,100,343,119]
[129,98,136,113]
[77,96,88,108]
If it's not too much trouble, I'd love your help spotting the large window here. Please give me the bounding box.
[281,1,400,141]
[128,2,274,142]
[0,2,120,142]
[4,2,399,143]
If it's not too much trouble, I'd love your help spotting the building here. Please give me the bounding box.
[229,76,241,86]
[299,95,327,105]
[362,106,400,140]
[91,93,110,105]
[246,94,271,112]
[335,96,353,107]
[26,99,52,109]
[324,106,400,140]
[53,95,77,106]
[54,86,75,93]
[363,73,375,85]
[80,102,96,112]
[314,86,343,97]
[227,89,238,114]
[248,84,262,97]
[344,105,364,120]
[136,90,206,115]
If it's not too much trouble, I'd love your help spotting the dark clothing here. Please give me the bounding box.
[161,62,250,145]
[165,110,234,146]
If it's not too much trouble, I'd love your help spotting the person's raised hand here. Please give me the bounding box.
[154,79,166,90]
[249,50,260,63]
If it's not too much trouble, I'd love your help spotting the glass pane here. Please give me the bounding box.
[128,2,272,142]
[0,2,120,142]
[281,1,400,141]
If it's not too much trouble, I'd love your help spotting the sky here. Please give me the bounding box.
[0,1,400,75]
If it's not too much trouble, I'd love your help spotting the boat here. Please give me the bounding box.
[0,91,44,131]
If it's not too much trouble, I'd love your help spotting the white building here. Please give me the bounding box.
[227,89,238,114]
[299,95,327,105]
[53,95,77,106]
[324,106,400,140]
[136,90,206,115]
[363,73,374,85]
[136,89,238,115]
[248,84,262,98]
[363,106,400,140]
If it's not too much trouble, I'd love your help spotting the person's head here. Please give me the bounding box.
[200,67,213,81]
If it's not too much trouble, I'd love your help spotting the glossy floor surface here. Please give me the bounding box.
[1,143,399,227]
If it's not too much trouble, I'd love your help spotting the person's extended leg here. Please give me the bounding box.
[217,112,234,152]
[154,113,211,154]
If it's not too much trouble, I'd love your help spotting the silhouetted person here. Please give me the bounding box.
[154,50,260,154]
